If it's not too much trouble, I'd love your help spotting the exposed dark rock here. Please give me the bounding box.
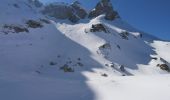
[116,45,121,50]
[42,1,87,23]
[101,73,108,77]
[71,1,87,19]
[77,58,81,61]
[26,20,43,28]
[77,62,84,67]
[160,58,168,64]
[60,64,74,72]
[105,64,109,67]
[157,64,170,72]
[3,24,29,33]
[120,65,125,72]
[68,14,80,23]
[42,3,73,19]
[99,43,111,49]
[89,0,119,20]
[110,63,115,68]
[120,31,129,40]
[49,61,57,66]
[151,57,158,60]
[90,24,108,33]
[105,10,119,20]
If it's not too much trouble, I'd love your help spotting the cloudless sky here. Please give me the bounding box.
[41,0,170,40]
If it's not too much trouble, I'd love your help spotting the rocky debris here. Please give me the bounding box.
[3,24,29,33]
[89,0,119,20]
[77,62,84,67]
[120,31,129,40]
[49,61,57,66]
[90,24,108,33]
[60,64,74,72]
[26,20,43,28]
[99,43,111,49]
[97,43,111,59]
[1,19,50,34]
[157,64,170,72]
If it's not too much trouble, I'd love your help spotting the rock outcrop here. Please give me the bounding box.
[42,1,87,23]
[89,0,119,20]
[70,1,87,19]
[42,0,119,22]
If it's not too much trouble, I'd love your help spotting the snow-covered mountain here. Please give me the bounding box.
[0,0,170,100]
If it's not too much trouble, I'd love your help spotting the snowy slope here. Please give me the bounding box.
[0,0,170,100]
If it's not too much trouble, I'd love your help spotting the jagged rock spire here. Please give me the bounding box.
[89,0,119,20]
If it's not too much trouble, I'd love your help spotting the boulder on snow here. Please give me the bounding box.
[88,0,119,20]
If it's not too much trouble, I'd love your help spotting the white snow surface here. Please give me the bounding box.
[0,0,170,100]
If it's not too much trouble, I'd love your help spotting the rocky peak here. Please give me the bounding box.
[42,1,87,23]
[70,1,87,19]
[89,0,119,20]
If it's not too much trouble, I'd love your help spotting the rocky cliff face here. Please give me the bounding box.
[89,0,119,20]
[42,0,119,23]
[42,1,87,23]
[70,1,87,19]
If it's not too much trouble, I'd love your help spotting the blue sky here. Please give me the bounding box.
[41,0,170,40]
